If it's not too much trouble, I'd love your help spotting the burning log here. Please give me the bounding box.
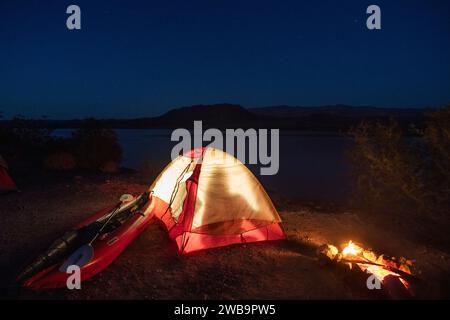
[316,244,340,265]
[316,240,417,299]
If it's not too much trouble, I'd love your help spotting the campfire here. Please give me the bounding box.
[317,240,416,298]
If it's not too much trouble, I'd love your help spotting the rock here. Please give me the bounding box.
[100,161,119,173]
[316,244,339,265]
[44,152,76,171]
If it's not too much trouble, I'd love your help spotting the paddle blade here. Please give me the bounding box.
[59,244,94,272]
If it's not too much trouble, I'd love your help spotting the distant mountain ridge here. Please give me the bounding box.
[154,103,426,128]
[154,103,259,127]
[1,103,431,131]
[250,104,424,118]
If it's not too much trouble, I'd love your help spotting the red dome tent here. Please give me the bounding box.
[0,155,17,194]
[147,147,285,253]
[19,147,285,289]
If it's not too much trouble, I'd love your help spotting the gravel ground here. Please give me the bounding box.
[1,171,449,299]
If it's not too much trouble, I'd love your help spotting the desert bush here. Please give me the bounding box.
[348,120,424,211]
[348,106,450,219]
[422,107,450,213]
[0,116,56,169]
[3,116,53,147]
[71,119,122,171]
[1,116,123,172]
[44,152,76,171]
[100,161,119,173]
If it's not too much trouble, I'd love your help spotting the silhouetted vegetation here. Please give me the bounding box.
[348,106,450,223]
[0,116,56,170]
[69,119,123,171]
[1,115,53,147]
[44,152,77,171]
[1,117,122,172]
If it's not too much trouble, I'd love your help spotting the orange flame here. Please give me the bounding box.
[341,240,410,290]
[342,240,362,257]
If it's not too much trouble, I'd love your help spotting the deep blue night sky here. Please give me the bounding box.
[1,0,449,119]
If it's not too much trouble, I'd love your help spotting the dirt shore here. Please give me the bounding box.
[1,171,449,299]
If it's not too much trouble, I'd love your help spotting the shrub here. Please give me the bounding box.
[100,161,119,173]
[72,119,122,171]
[0,116,56,169]
[44,152,76,171]
[348,106,450,220]
[423,107,450,213]
[6,116,53,147]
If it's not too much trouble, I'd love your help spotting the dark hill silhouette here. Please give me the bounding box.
[247,104,426,131]
[250,104,424,118]
[1,103,429,131]
[153,103,263,128]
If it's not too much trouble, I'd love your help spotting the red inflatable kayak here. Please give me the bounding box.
[18,192,154,290]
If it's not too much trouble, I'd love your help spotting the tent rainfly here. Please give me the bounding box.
[0,155,17,194]
[147,147,285,253]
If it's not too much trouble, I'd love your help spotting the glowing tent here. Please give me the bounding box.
[147,147,285,253]
[18,148,285,289]
[0,155,17,194]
